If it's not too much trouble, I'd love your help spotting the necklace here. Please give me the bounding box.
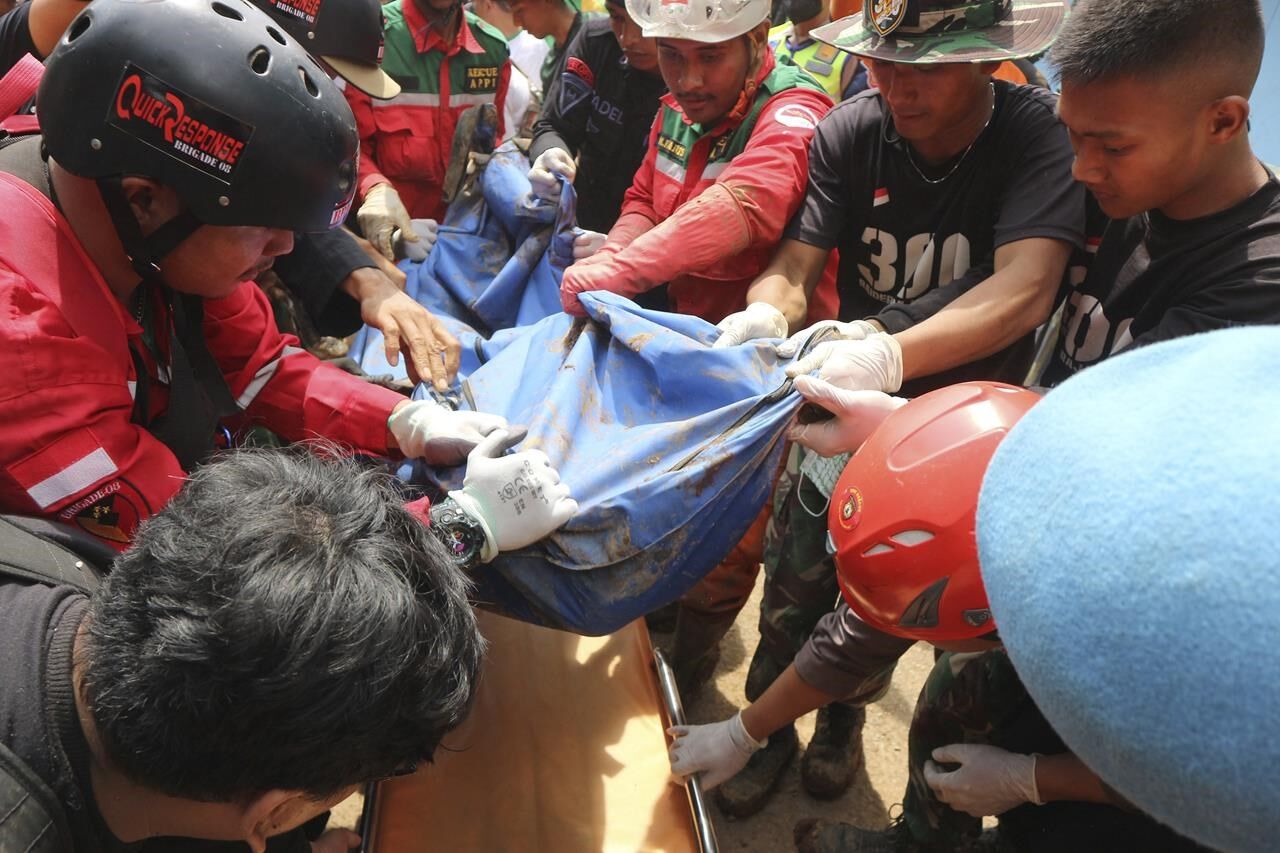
[903,83,995,185]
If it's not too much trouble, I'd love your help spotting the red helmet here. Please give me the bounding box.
[828,382,1040,642]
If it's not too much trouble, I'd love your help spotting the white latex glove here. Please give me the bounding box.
[572,229,607,260]
[358,183,416,261]
[784,333,904,393]
[398,218,439,262]
[449,429,578,561]
[775,319,880,359]
[923,744,1042,818]
[712,302,789,349]
[668,712,766,791]
[787,376,908,457]
[528,147,576,202]
[388,401,508,466]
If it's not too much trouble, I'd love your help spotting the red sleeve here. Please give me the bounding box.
[0,271,183,548]
[202,282,406,455]
[494,59,512,141]
[345,85,390,201]
[618,114,662,224]
[714,88,833,248]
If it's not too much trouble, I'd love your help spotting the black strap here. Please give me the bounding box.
[95,177,242,468]
[0,741,75,853]
[0,516,107,592]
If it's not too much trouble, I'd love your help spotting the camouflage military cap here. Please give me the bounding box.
[812,0,1066,64]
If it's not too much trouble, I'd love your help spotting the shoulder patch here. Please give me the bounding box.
[565,56,595,87]
[774,103,819,129]
[57,478,148,545]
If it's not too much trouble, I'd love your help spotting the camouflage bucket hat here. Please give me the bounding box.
[812,0,1066,64]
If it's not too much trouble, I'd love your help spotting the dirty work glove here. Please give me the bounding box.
[388,401,508,466]
[785,333,904,393]
[713,302,789,349]
[668,712,766,791]
[775,319,880,359]
[923,744,1042,818]
[358,183,416,262]
[528,147,576,202]
[398,218,439,262]
[572,229,608,260]
[787,377,908,457]
[449,429,578,561]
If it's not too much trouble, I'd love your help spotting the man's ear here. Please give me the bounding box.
[119,176,182,236]
[238,789,309,853]
[1206,95,1251,146]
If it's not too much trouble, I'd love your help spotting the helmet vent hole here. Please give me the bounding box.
[248,46,272,75]
[890,529,935,547]
[298,67,320,98]
[66,13,91,42]
[212,1,245,21]
[266,25,287,45]
[862,543,894,557]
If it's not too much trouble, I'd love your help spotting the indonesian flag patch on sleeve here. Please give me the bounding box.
[873,187,890,207]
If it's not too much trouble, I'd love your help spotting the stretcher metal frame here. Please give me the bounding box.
[356,646,720,853]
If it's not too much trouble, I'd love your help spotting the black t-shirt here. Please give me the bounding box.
[1044,176,1280,386]
[0,4,36,75]
[787,80,1084,349]
[530,16,666,233]
[0,577,314,852]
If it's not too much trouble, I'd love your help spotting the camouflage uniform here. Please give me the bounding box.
[900,649,1209,853]
[745,445,883,705]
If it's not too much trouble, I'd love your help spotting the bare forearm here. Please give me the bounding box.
[739,664,835,742]
[1036,752,1132,808]
[744,240,831,331]
[895,239,1069,381]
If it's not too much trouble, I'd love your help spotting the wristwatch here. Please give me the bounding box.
[429,497,486,570]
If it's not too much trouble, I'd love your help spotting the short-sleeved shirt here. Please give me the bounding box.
[787,80,1083,335]
[1044,176,1280,386]
[0,4,36,75]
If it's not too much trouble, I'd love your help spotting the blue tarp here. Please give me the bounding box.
[403,292,804,636]
[350,145,574,380]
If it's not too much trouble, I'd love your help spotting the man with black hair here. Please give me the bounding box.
[1045,0,1280,383]
[527,0,666,264]
[0,448,484,853]
[0,0,575,563]
[700,0,1082,816]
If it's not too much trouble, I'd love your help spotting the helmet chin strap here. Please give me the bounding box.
[723,28,767,125]
[95,174,241,469]
[95,175,204,285]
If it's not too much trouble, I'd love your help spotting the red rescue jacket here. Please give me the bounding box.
[0,172,406,547]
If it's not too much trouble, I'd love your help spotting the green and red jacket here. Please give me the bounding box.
[346,0,511,220]
[619,51,840,324]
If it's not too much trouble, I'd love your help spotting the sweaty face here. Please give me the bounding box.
[607,2,658,73]
[1059,75,1217,220]
[865,59,992,149]
[657,36,753,126]
[160,224,295,299]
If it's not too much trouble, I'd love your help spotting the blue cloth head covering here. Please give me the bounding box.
[977,326,1280,852]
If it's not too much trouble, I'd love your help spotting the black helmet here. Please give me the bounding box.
[250,0,400,98]
[38,0,359,234]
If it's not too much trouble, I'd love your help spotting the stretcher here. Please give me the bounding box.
[358,611,717,852]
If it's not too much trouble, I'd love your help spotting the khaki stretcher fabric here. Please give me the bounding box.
[365,612,700,852]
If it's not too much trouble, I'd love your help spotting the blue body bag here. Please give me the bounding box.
[405,293,804,636]
[350,146,573,380]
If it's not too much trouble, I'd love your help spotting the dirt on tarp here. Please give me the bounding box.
[329,574,934,851]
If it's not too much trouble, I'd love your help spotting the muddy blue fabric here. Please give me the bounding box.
[977,326,1280,853]
[403,291,803,635]
[350,146,575,381]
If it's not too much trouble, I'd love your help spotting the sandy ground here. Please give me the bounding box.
[329,575,933,851]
